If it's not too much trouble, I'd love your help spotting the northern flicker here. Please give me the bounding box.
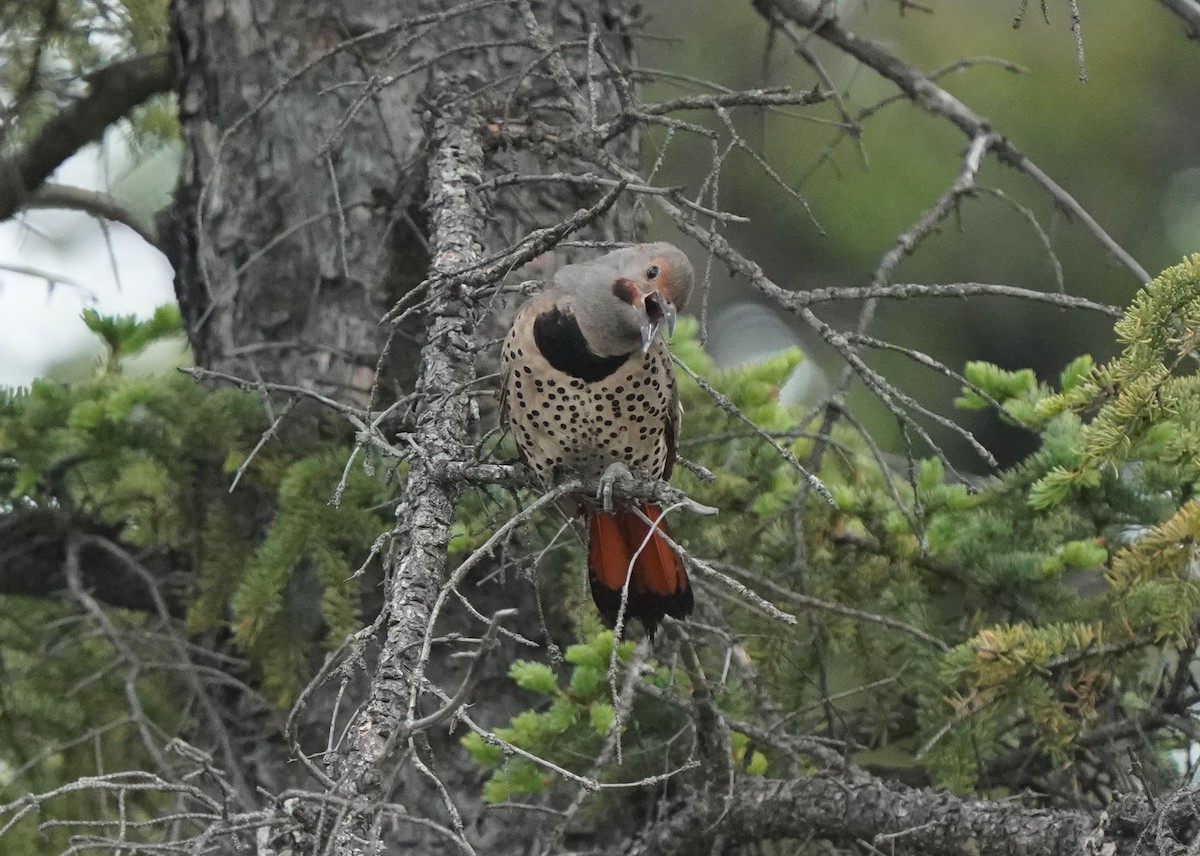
[501,243,695,633]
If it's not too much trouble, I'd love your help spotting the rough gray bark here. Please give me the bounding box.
[627,773,1104,856]
[169,0,641,403]
[323,103,486,854]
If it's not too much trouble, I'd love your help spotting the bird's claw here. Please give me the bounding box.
[597,462,634,513]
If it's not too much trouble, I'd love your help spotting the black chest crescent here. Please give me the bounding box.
[532,307,628,383]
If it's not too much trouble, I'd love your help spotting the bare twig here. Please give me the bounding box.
[228,396,297,492]
[24,184,162,250]
[0,261,96,298]
[790,280,1118,316]
[405,608,517,734]
[383,178,629,322]
[760,0,1150,283]
[712,561,950,651]
[673,357,834,504]
[479,171,749,222]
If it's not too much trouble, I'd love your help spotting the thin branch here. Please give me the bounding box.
[228,396,298,493]
[712,561,950,651]
[383,179,628,322]
[407,485,577,703]
[516,0,589,127]
[404,608,517,734]
[759,0,1150,283]
[0,261,96,299]
[649,195,994,473]
[790,281,1120,316]
[820,131,1006,413]
[479,171,749,222]
[24,184,162,250]
[0,54,172,223]
[673,357,834,504]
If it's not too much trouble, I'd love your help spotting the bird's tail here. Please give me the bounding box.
[587,503,693,635]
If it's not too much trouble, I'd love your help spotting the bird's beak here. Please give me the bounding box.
[639,292,677,353]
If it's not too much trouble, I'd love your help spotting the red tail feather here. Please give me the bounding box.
[587,503,693,635]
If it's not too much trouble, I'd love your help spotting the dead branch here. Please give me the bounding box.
[625,768,1130,856]
[325,105,488,856]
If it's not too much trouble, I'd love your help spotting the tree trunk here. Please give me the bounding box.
[169,0,641,403]
[167,2,643,852]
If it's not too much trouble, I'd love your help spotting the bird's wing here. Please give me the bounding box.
[662,344,681,481]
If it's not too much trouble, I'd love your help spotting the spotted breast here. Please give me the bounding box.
[501,307,677,486]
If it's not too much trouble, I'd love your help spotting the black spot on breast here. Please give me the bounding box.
[533,306,631,383]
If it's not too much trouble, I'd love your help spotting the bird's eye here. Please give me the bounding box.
[646,264,660,281]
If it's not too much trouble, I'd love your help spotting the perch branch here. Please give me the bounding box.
[625,767,1137,856]
[325,107,486,856]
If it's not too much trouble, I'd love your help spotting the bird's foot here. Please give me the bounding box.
[597,462,634,513]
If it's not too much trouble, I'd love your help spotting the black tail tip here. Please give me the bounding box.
[589,580,694,638]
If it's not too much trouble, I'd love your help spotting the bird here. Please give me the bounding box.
[501,242,695,634]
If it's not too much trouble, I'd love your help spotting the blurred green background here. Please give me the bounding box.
[641,0,1200,467]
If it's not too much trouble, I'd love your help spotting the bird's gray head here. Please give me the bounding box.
[553,242,694,358]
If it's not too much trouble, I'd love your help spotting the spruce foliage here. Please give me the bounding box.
[0,309,393,842]
[7,255,1200,826]
[466,255,1200,799]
